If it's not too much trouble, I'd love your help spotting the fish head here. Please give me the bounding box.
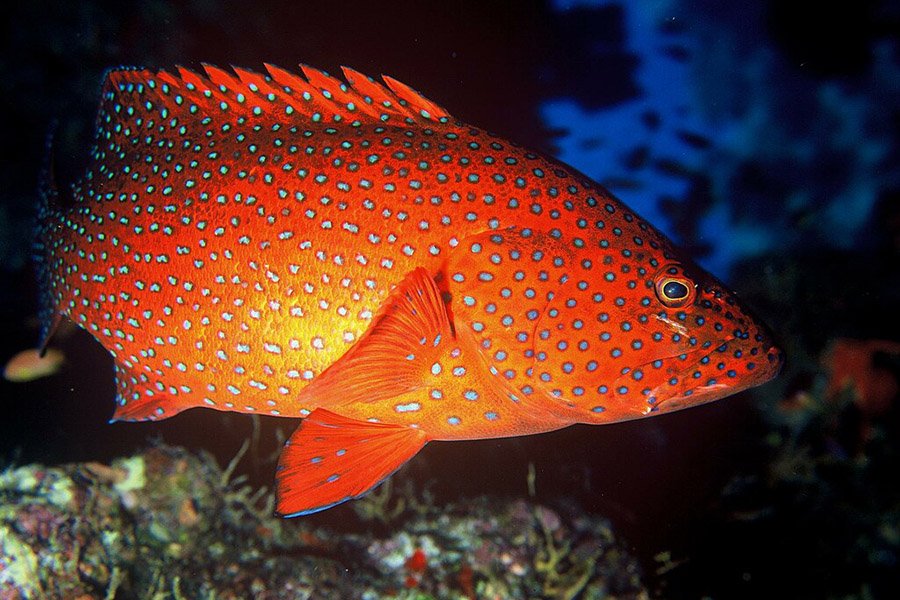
[531,255,783,421]
[617,261,784,415]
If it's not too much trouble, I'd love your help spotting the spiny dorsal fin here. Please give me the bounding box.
[100,63,454,133]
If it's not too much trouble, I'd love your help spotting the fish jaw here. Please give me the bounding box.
[626,331,784,416]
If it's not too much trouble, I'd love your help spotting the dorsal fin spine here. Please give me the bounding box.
[103,64,451,132]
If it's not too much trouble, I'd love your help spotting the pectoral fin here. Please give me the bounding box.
[296,267,453,408]
[296,266,577,439]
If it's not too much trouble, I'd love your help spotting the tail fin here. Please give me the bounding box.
[33,124,64,354]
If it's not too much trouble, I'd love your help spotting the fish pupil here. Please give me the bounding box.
[663,280,689,300]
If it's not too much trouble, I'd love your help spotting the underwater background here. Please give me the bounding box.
[1,0,898,598]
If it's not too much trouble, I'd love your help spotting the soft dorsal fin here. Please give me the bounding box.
[98,63,454,139]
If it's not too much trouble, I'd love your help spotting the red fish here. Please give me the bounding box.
[36,64,782,515]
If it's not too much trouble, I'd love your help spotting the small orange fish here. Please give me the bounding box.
[36,64,782,515]
[3,347,65,382]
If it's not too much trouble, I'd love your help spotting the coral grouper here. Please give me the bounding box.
[36,64,783,515]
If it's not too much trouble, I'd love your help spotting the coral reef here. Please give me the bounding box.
[0,443,648,599]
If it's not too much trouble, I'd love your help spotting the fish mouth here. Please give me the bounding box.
[626,338,784,415]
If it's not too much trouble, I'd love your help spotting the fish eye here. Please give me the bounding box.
[663,280,689,299]
[654,266,696,308]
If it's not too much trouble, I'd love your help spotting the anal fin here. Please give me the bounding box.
[276,409,427,516]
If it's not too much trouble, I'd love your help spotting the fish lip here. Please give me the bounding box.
[639,338,784,414]
[611,341,719,412]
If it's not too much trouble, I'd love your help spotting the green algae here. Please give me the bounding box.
[112,455,145,493]
[0,525,42,598]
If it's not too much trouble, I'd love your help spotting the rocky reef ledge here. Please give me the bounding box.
[0,444,647,600]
